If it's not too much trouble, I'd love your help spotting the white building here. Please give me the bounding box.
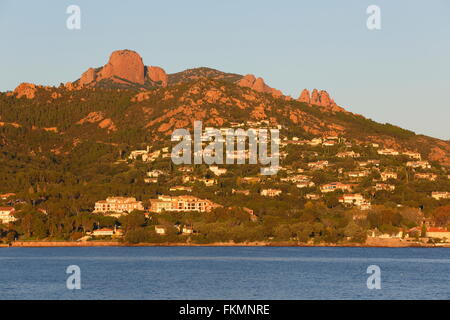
[0,207,16,224]
[94,197,144,214]
[260,189,282,197]
[209,166,227,176]
[431,192,450,200]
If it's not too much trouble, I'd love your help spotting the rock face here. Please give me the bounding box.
[74,49,167,88]
[146,66,168,87]
[298,89,310,104]
[13,83,37,99]
[97,50,145,84]
[237,74,282,97]
[79,68,96,86]
[298,88,336,107]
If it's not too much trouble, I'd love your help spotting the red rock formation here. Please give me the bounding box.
[298,89,310,104]
[97,50,145,84]
[237,74,283,97]
[79,68,96,86]
[319,90,332,106]
[146,66,168,87]
[311,89,320,105]
[13,83,37,99]
[298,88,337,108]
[237,74,257,88]
[74,50,168,88]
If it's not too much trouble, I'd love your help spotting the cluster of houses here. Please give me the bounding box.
[92,195,221,216]
[1,129,449,242]
[124,131,450,215]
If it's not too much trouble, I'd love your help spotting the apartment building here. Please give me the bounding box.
[149,195,219,213]
[94,197,144,214]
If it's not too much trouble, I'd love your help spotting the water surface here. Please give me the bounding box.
[0,247,449,299]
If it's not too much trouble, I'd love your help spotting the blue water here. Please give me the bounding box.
[0,247,449,300]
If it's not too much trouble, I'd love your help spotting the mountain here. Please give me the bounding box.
[1,49,450,166]
[1,49,450,245]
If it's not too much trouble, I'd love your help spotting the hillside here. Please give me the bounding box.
[1,76,449,165]
[0,49,449,245]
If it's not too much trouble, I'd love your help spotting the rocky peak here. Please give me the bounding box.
[146,66,168,87]
[74,49,167,89]
[12,82,37,99]
[298,88,337,108]
[97,49,145,84]
[298,89,310,104]
[237,74,282,97]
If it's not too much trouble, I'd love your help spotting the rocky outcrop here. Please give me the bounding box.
[73,49,167,88]
[79,68,96,86]
[298,89,310,104]
[298,88,337,108]
[146,66,168,87]
[97,50,145,84]
[237,74,283,97]
[13,83,37,99]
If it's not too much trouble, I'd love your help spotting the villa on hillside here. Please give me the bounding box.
[346,171,369,178]
[431,192,450,200]
[90,228,123,237]
[149,195,220,213]
[415,173,437,181]
[375,183,396,191]
[93,197,144,214]
[260,189,282,197]
[194,177,217,187]
[0,207,16,224]
[406,161,431,169]
[322,140,337,147]
[381,171,398,181]
[169,186,193,192]
[155,225,167,235]
[336,151,360,158]
[232,189,250,196]
[144,177,158,184]
[308,160,329,170]
[280,174,311,183]
[377,148,400,156]
[320,182,353,193]
[296,181,315,189]
[209,166,227,176]
[307,138,323,146]
[338,194,371,210]
[305,193,321,200]
[403,151,422,160]
[129,146,150,160]
[147,169,164,178]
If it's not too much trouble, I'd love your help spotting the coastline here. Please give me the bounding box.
[1,239,449,248]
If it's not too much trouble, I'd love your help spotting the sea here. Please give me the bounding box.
[0,246,449,300]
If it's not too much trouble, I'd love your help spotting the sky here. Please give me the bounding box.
[0,0,449,139]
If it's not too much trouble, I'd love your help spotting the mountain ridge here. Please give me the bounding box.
[2,49,449,165]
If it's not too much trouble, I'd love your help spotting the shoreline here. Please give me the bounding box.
[1,239,450,248]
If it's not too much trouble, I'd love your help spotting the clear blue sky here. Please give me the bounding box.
[1,0,449,139]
